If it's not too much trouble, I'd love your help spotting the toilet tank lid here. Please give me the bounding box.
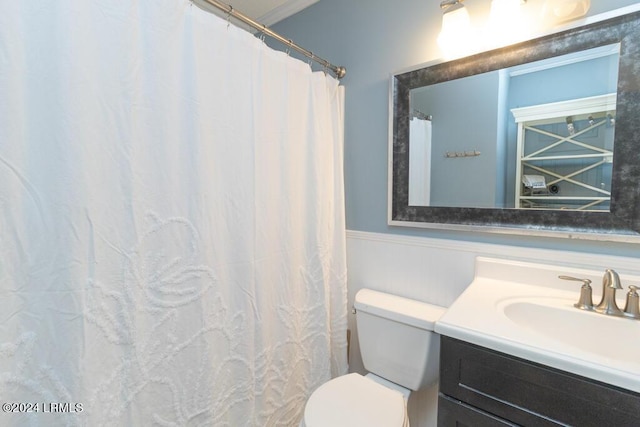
[354,289,447,331]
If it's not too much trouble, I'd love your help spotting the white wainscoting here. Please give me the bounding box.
[345,230,640,427]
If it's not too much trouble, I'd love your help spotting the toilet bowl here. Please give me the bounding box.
[303,373,409,427]
[301,289,446,427]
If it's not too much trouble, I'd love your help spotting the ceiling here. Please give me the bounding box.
[193,0,319,27]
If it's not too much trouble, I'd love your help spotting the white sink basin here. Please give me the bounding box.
[435,257,640,393]
[500,297,640,366]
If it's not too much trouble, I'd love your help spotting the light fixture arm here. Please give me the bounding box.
[441,0,527,10]
[440,0,464,10]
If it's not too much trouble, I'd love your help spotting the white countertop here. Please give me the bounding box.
[434,257,640,393]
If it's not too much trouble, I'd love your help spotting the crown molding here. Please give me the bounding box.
[258,0,319,26]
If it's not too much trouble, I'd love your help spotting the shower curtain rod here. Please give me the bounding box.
[198,0,346,79]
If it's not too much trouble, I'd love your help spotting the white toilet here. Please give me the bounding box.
[302,288,447,427]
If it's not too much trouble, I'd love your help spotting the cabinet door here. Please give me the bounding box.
[439,337,640,426]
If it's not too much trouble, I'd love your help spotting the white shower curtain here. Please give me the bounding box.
[0,1,347,426]
[408,118,432,206]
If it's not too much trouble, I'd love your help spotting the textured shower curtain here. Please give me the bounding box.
[408,118,432,206]
[0,1,347,426]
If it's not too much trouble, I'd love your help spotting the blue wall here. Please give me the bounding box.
[272,0,640,256]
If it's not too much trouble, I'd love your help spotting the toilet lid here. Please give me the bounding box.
[304,373,406,427]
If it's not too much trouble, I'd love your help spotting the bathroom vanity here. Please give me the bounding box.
[434,257,640,426]
[438,337,640,426]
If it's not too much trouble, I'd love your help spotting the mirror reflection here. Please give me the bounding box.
[408,44,619,211]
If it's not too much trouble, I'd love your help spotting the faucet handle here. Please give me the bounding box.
[624,285,640,319]
[559,275,593,310]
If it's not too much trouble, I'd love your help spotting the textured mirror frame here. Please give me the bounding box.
[389,11,640,241]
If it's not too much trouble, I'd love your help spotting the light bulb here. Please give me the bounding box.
[437,3,472,58]
[487,0,529,47]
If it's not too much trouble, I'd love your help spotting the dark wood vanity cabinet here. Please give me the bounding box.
[438,337,640,426]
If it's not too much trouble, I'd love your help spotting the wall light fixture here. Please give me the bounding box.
[437,0,591,58]
[437,0,472,57]
[542,0,591,23]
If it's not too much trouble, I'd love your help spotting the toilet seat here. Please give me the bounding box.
[303,373,408,427]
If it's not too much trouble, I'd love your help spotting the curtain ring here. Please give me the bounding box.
[286,40,293,56]
[226,7,232,29]
[261,25,267,43]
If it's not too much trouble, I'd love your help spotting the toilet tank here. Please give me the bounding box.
[354,289,447,391]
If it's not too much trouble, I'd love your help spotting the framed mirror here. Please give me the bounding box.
[389,11,640,241]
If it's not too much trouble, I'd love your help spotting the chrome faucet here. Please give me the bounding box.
[560,269,640,320]
[594,269,624,317]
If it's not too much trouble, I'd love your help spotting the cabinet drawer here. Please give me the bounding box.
[439,337,640,426]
